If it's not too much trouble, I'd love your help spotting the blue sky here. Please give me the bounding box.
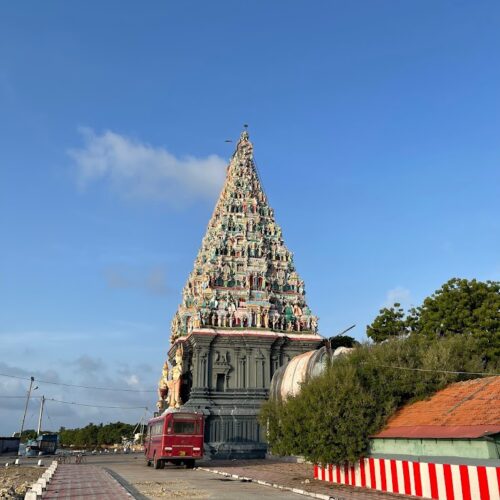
[1,1,499,434]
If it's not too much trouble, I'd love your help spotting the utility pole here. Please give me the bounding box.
[37,396,45,436]
[19,376,35,441]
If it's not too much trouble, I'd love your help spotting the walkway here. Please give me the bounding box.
[43,464,132,499]
[198,459,416,499]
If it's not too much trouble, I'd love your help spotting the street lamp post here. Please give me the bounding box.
[19,376,35,441]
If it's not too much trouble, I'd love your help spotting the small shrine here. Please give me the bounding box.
[157,129,322,458]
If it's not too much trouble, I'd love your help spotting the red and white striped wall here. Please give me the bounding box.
[314,458,500,500]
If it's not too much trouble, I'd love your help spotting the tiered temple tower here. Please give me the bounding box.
[161,129,322,458]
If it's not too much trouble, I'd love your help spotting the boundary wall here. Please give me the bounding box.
[314,458,500,500]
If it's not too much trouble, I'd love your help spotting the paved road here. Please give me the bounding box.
[84,454,304,499]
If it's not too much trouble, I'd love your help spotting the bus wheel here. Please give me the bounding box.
[185,459,195,469]
[153,456,164,469]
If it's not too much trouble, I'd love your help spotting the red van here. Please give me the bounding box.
[145,411,204,469]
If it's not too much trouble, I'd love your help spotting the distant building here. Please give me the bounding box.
[0,437,20,455]
[370,376,500,460]
[159,130,322,458]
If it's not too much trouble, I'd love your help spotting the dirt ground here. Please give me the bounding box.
[0,466,44,499]
[132,479,208,498]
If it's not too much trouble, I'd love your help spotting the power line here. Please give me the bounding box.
[0,372,156,393]
[375,365,500,377]
[0,394,148,410]
[44,397,148,410]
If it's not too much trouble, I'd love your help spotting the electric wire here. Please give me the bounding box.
[0,372,156,393]
[0,395,149,409]
[374,365,500,376]
[44,397,148,410]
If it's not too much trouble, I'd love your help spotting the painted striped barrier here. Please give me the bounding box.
[314,458,500,500]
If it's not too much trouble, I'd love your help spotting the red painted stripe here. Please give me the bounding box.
[350,465,356,486]
[390,460,399,493]
[314,464,318,479]
[459,465,471,500]
[328,464,333,483]
[497,467,500,495]
[360,458,366,487]
[380,459,387,492]
[344,463,350,485]
[369,458,376,489]
[428,463,439,500]
[443,463,454,500]
[413,461,422,497]
[477,466,490,500]
[336,464,341,484]
[402,461,411,495]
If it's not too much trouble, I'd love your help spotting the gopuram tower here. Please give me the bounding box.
[158,129,322,458]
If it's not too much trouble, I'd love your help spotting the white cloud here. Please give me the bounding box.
[69,128,226,207]
[384,286,412,308]
[125,374,140,386]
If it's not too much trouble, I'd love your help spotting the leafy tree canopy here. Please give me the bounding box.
[366,303,407,343]
[58,421,139,448]
[367,278,500,361]
[329,335,359,350]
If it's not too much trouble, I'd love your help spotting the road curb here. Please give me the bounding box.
[24,460,58,499]
[195,466,342,500]
[104,467,147,500]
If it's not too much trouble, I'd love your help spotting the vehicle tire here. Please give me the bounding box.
[153,455,163,469]
[185,459,195,469]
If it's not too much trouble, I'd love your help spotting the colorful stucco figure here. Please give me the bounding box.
[167,129,318,343]
[157,345,184,410]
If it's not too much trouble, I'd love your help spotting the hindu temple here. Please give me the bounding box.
[157,129,322,458]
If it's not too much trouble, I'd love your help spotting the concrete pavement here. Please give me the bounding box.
[84,454,304,499]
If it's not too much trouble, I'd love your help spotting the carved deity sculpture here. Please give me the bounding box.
[193,311,201,328]
[293,303,303,317]
[166,344,184,409]
[262,309,269,329]
[157,361,169,410]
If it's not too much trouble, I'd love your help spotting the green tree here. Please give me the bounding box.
[329,335,359,350]
[19,429,37,442]
[415,278,499,335]
[58,421,137,448]
[367,279,500,362]
[366,303,408,343]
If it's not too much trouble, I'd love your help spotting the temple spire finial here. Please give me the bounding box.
[240,123,249,141]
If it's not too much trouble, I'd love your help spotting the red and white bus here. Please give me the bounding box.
[145,410,204,469]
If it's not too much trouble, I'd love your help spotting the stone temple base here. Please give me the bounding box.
[183,390,268,459]
[170,328,322,459]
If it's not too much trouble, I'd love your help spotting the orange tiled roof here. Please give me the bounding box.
[374,376,500,439]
